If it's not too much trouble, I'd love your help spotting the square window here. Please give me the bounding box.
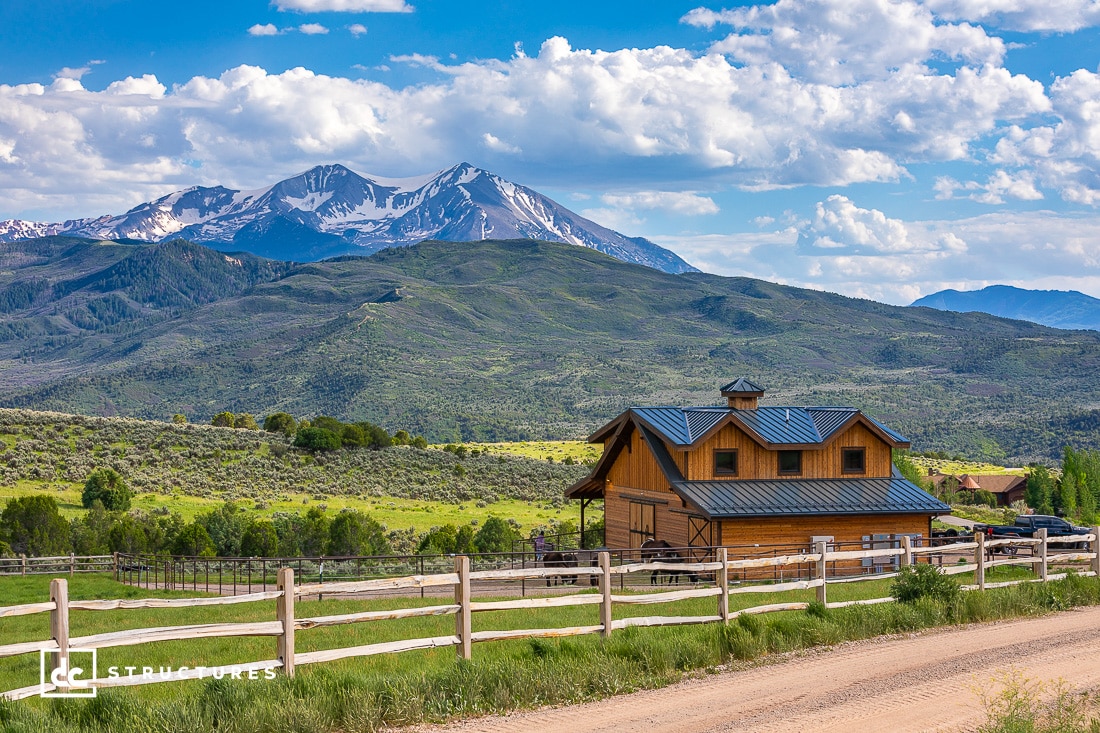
[778,450,801,475]
[714,450,738,475]
[842,448,866,473]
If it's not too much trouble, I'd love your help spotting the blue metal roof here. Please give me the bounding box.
[720,378,765,394]
[735,407,822,445]
[674,477,950,518]
[807,407,859,441]
[629,404,909,448]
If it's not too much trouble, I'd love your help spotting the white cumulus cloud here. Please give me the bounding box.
[273,0,413,12]
[248,23,280,36]
[922,0,1100,31]
[683,0,1006,85]
[298,23,330,34]
[600,191,720,216]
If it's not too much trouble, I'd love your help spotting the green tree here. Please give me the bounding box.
[392,430,411,446]
[82,467,132,511]
[171,414,187,424]
[263,412,297,436]
[211,412,235,428]
[1059,473,1078,517]
[473,516,518,553]
[299,507,330,556]
[294,427,341,452]
[240,519,279,557]
[71,502,112,555]
[892,451,929,490]
[172,522,216,557]
[1026,465,1055,514]
[198,501,248,556]
[328,510,390,556]
[1,495,71,556]
[107,514,150,554]
[234,413,259,430]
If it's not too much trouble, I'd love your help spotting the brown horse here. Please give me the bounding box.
[640,538,698,585]
[542,550,579,586]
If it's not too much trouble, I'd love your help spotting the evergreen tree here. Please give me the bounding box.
[328,510,390,556]
[82,467,132,511]
[1,495,71,556]
[1026,465,1055,515]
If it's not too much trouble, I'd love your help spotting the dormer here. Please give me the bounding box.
[719,378,765,410]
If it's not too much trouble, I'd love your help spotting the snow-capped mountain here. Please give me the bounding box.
[0,163,697,273]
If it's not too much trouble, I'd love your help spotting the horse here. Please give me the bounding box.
[640,538,698,586]
[542,550,579,586]
[573,548,603,587]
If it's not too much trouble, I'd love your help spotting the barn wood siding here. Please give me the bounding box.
[607,428,672,494]
[688,421,893,481]
[718,513,930,548]
[603,483,691,549]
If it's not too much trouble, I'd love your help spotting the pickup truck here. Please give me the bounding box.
[972,515,1091,553]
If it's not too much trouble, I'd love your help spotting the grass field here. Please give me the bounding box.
[0,480,577,532]
[457,441,602,464]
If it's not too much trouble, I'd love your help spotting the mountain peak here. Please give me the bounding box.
[912,284,1100,331]
[0,163,698,273]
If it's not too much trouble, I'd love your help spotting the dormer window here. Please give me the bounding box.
[842,447,866,474]
[778,450,802,475]
[714,449,738,476]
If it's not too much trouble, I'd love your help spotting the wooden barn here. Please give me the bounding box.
[567,379,950,553]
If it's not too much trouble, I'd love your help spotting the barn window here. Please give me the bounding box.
[714,449,738,476]
[842,447,866,474]
[778,450,802,475]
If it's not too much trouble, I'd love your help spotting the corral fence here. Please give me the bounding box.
[0,555,114,577]
[2,528,1098,701]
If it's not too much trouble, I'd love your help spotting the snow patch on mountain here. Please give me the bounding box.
[0,163,697,273]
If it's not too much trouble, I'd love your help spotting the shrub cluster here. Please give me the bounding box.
[0,409,587,507]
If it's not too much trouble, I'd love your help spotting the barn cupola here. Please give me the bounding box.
[720,378,765,410]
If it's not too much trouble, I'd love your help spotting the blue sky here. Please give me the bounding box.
[2,0,1100,304]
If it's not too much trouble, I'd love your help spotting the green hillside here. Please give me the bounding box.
[2,237,1100,462]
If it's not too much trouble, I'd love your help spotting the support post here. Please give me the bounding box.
[900,535,913,568]
[580,498,588,550]
[814,540,828,605]
[976,532,986,591]
[1092,526,1100,578]
[455,555,471,660]
[598,551,613,638]
[716,547,729,623]
[69,553,75,577]
[1038,528,1048,581]
[49,578,70,689]
[20,553,26,576]
[276,567,295,678]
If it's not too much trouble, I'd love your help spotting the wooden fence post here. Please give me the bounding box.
[1038,528,1048,581]
[49,578,69,688]
[900,535,913,568]
[455,555,471,660]
[69,553,75,577]
[276,567,295,678]
[1092,527,1100,578]
[716,548,729,623]
[975,532,986,591]
[599,551,613,637]
[20,554,26,576]
[814,540,828,605]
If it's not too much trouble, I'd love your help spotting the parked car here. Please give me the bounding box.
[972,515,1091,553]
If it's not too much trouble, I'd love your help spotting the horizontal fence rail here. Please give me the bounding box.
[3,527,1098,701]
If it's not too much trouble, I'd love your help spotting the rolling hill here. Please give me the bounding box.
[3,235,1100,463]
[912,285,1100,331]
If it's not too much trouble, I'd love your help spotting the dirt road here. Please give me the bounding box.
[420,606,1100,732]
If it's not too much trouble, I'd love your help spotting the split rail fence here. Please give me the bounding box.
[3,528,1098,701]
